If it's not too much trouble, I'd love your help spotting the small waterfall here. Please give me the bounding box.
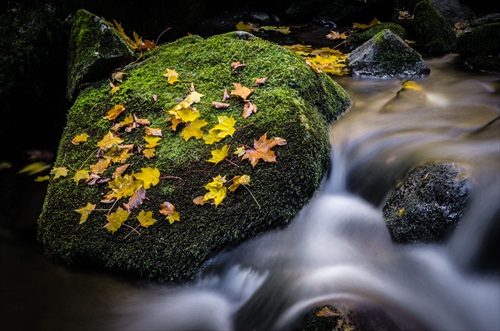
[117,56,500,331]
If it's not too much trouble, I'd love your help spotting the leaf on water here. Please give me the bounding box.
[18,162,51,175]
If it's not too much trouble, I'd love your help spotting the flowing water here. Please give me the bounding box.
[1,54,499,331]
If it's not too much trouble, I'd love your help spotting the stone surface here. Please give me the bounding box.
[347,29,430,78]
[37,31,351,282]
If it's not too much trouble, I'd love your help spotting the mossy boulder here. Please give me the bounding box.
[67,9,135,101]
[347,29,430,78]
[457,22,500,73]
[413,0,457,54]
[347,22,407,51]
[37,31,351,282]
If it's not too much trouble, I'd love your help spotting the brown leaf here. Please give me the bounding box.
[212,101,231,109]
[145,126,162,136]
[254,77,268,86]
[242,101,258,118]
[230,83,254,100]
[193,196,205,205]
[230,61,246,73]
[242,133,287,167]
[133,114,151,126]
[113,164,130,178]
[159,201,176,215]
[222,89,230,102]
[123,187,147,212]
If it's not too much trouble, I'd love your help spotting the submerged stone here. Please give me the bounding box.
[37,31,351,282]
[347,29,430,78]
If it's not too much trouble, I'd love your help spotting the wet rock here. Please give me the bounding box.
[347,29,430,78]
[66,9,135,101]
[37,31,351,282]
[413,0,457,55]
[457,21,500,73]
[347,22,407,51]
[383,163,470,244]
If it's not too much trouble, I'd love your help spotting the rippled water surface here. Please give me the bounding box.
[1,54,498,331]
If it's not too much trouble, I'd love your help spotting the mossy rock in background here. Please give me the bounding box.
[347,22,407,50]
[37,31,351,282]
[457,22,500,73]
[413,0,457,54]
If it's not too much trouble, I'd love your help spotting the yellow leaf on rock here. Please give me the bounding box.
[71,133,90,145]
[203,175,227,206]
[104,104,126,120]
[50,166,68,179]
[229,174,250,192]
[181,118,208,141]
[137,210,157,227]
[144,135,161,148]
[230,83,254,100]
[163,69,179,85]
[236,21,253,32]
[73,169,90,183]
[134,167,160,189]
[207,145,229,164]
[203,116,236,144]
[75,202,95,224]
[97,132,123,150]
[104,207,130,234]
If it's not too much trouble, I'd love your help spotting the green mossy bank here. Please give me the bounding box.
[37,31,351,282]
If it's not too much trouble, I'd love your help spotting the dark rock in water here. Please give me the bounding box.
[457,22,500,73]
[383,163,470,244]
[347,29,430,78]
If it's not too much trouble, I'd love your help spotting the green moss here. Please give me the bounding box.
[38,31,351,282]
[413,0,457,54]
[457,23,500,59]
[347,22,407,50]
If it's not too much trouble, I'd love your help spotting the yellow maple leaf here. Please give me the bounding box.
[203,175,227,206]
[144,135,161,148]
[172,108,201,122]
[105,174,143,201]
[18,162,51,175]
[50,166,68,179]
[104,104,126,120]
[75,202,95,224]
[203,116,236,144]
[207,145,229,164]
[167,212,180,224]
[71,133,90,145]
[73,169,90,184]
[181,118,208,141]
[34,175,50,182]
[142,148,155,159]
[236,21,253,32]
[97,131,124,150]
[163,69,179,85]
[229,174,250,192]
[353,17,380,30]
[137,210,157,227]
[134,167,160,189]
[90,157,111,174]
[104,207,130,234]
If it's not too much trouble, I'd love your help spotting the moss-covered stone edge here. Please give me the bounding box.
[37,31,352,282]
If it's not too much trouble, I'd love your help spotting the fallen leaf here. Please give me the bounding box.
[212,101,231,109]
[230,83,254,100]
[123,187,146,211]
[75,202,96,224]
[71,133,90,145]
[104,104,126,121]
[104,207,130,234]
[242,133,287,167]
[207,145,229,164]
[203,175,227,206]
[137,210,157,227]
[254,77,268,86]
[242,101,258,119]
[134,167,160,189]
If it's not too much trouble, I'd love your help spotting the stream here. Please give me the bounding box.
[1,54,499,331]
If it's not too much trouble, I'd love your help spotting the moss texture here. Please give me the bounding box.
[347,22,407,50]
[457,22,500,73]
[413,0,457,54]
[37,31,351,282]
[67,9,135,101]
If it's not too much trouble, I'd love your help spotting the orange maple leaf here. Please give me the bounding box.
[230,83,254,100]
[242,133,287,167]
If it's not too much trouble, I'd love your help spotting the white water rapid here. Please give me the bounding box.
[117,55,500,330]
